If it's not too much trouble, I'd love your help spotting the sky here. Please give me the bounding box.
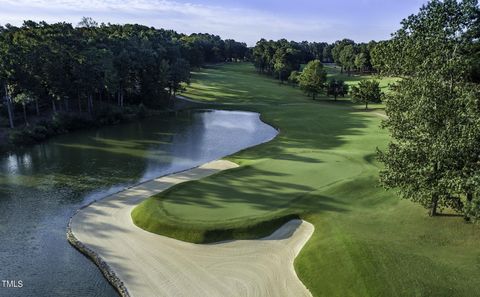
[0,0,428,45]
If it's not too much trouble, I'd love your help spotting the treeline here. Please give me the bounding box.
[252,39,331,81]
[0,18,248,131]
[252,38,379,82]
[331,39,379,74]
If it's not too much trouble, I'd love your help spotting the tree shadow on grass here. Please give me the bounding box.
[157,165,349,221]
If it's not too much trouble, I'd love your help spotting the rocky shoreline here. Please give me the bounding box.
[66,216,130,297]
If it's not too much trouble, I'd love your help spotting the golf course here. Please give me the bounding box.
[132,63,480,297]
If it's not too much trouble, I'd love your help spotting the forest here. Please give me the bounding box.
[251,38,379,81]
[0,18,248,146]
[0,17,389,148]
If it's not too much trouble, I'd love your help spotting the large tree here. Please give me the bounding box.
[332,39,355,73]
[326,79,348,101]
[298,60,327,100]
[377,0,480,217]
[350,80,382,109]
[167,58,190,103]
[338,44,357,75]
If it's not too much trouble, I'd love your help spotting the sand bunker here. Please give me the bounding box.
[69,160,314,297]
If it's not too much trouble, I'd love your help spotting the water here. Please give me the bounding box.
[0,110,277,297]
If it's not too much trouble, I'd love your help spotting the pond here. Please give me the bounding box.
[0,110,277,297]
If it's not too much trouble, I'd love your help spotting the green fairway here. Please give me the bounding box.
[132,63,480,296]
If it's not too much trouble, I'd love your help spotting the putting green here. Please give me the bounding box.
[149,153,364,224]
[132,63,480,297]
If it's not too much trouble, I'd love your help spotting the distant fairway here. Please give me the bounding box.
[133,63,480,297]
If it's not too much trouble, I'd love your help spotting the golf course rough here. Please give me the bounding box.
[133,63,480,297]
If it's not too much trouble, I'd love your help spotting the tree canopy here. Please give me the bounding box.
[377,0,480,218]
[350,80,382,109]
[0,20,248,129]
[298,60,327,100]
[252,39,334,80]
[326,79,349,101]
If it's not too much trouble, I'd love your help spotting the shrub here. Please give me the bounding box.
[9,128,36,145]
[31,125,49,142]
[95,106,125,125]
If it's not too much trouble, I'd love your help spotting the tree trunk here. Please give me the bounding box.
[173,88,177,107]
[4,84,14,128]
[91,94,94,112]
[88,94,93,114]
[465,192,473,221]
[429,194,439,217]
[65,98,69,112]
[35,97,40,116]
[51,98,57,114]
[365,101,368,110]
[467,192,473,205]
[87,94,91,114]
[78,95,82,113]
[22,103,28,126]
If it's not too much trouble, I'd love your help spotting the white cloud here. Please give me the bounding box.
[0,0,340,45]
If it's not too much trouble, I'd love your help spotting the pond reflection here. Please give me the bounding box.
[0,110,277,297]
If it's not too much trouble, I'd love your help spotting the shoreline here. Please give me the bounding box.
[67,221,131,297]
[66,160,239,297]
[67,159,314,297]
[66,99,312,297]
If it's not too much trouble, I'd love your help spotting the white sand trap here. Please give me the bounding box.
[69,160,314,297]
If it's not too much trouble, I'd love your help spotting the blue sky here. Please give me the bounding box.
[0,0,428,45]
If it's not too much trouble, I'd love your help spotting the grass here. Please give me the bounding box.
[324,64,398,92]
[132,63,480,297]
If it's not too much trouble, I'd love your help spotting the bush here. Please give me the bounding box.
[53,112,94,131]
[9,128,36,145]
[6,104,152,148]
[31,125,49,142]
[95,106,125,125]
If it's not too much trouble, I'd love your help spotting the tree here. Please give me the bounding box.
[339,45,357,75]
[77,17,98,28]
[168,58,190,103]
[2,84,14,128]
[298,60,327,100]
[322,45,333,63]
[354,53,367,72]
[350,80,382,109]
[14,92,35,125]
[288,70,300,86]
[370,40,388,72]
[377,0,480,217]
[273,48,288,82]
[252,39,340,81]
[326,79,348,101]
[332,39,355,72]
[0,29,16,128]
